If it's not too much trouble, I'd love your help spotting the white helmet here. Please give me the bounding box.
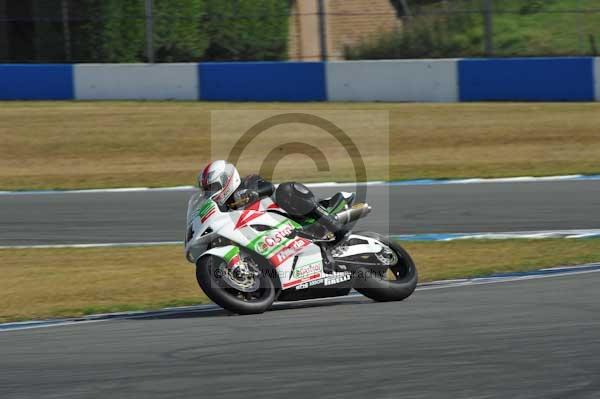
[198,160,241,206]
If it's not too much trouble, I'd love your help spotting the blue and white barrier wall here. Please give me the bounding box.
[1,57,600,102]
[326,59,459,102]
[595,57,600,101]
[458,57,595,101]
[199,62,326,101]
[74,63,199,100]
[0,64,74,100]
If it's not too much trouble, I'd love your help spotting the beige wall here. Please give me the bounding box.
[289,0,401,61]
[288,0,322,61]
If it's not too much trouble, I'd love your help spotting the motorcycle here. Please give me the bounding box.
[184,185,418,315]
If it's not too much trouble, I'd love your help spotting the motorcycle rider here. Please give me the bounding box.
[198,160,274,209]
[197,160,342,237]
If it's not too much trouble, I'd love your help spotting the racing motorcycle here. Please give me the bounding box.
[184,185,417,314]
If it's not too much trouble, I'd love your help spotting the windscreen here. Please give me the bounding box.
[186,191,206,227]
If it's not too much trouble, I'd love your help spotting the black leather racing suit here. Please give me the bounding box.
[226,177,340,235]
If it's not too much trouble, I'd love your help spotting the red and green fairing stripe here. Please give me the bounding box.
[199,200,216,223]
[223,246,241,268]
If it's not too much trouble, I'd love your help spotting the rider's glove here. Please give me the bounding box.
[232,189,259,208]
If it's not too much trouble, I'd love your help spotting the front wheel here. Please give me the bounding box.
[196,255,276,315]
[352,232,418,302]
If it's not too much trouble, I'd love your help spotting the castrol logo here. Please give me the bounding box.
[263,225,294,247]
[255,224,294,255]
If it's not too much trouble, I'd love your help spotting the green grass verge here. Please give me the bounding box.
[1,238,599,323]
[2,102,600,190]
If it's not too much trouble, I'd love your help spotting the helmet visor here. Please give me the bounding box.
[202,181,222,197]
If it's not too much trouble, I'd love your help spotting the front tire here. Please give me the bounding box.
[196,255,276,315]
[353,232,418,302]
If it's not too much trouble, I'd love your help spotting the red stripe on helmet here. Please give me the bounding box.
[201,162,212,187]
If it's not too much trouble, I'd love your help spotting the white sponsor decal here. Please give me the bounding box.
[309,278,324,287]
[323,274,351,286]
[293,262,322,279]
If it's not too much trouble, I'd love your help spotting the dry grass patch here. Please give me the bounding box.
[403,239,600,282]
[1,102,600,190]
[1,238,599,322]
[0,245,205,323]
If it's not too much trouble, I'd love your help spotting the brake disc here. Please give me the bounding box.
[220,259,261,293]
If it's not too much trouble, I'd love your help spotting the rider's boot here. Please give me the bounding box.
[320,242,350,274]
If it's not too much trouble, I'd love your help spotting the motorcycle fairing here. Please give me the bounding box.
[186,194,326,290]
[202,245,242,269]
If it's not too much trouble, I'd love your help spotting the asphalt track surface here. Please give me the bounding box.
[1,180,600,245]
[1,272,599,399]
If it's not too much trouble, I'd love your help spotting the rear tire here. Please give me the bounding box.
[353,232,418,302]
[196,255,276,315]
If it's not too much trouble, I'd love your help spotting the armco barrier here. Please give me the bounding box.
[74,63,198,100]
[1,58,599,102]
[326,59,458,102]
[458,57,595,101]
[0,64,73,100]
[595,58,600,101]
[199,62,326,101]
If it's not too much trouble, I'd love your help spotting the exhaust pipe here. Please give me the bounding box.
[334,203,372,225]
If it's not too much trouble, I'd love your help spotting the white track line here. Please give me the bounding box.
[4,228,600,250]
[1,174,599,196]
[2,263,599,333]
[417,267,600,291]
[0,186,196,196]
[0,241,181,250]
[392,229,600,242]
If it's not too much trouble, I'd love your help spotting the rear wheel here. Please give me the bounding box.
[352,232,418,302]
[196,254,276,315]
